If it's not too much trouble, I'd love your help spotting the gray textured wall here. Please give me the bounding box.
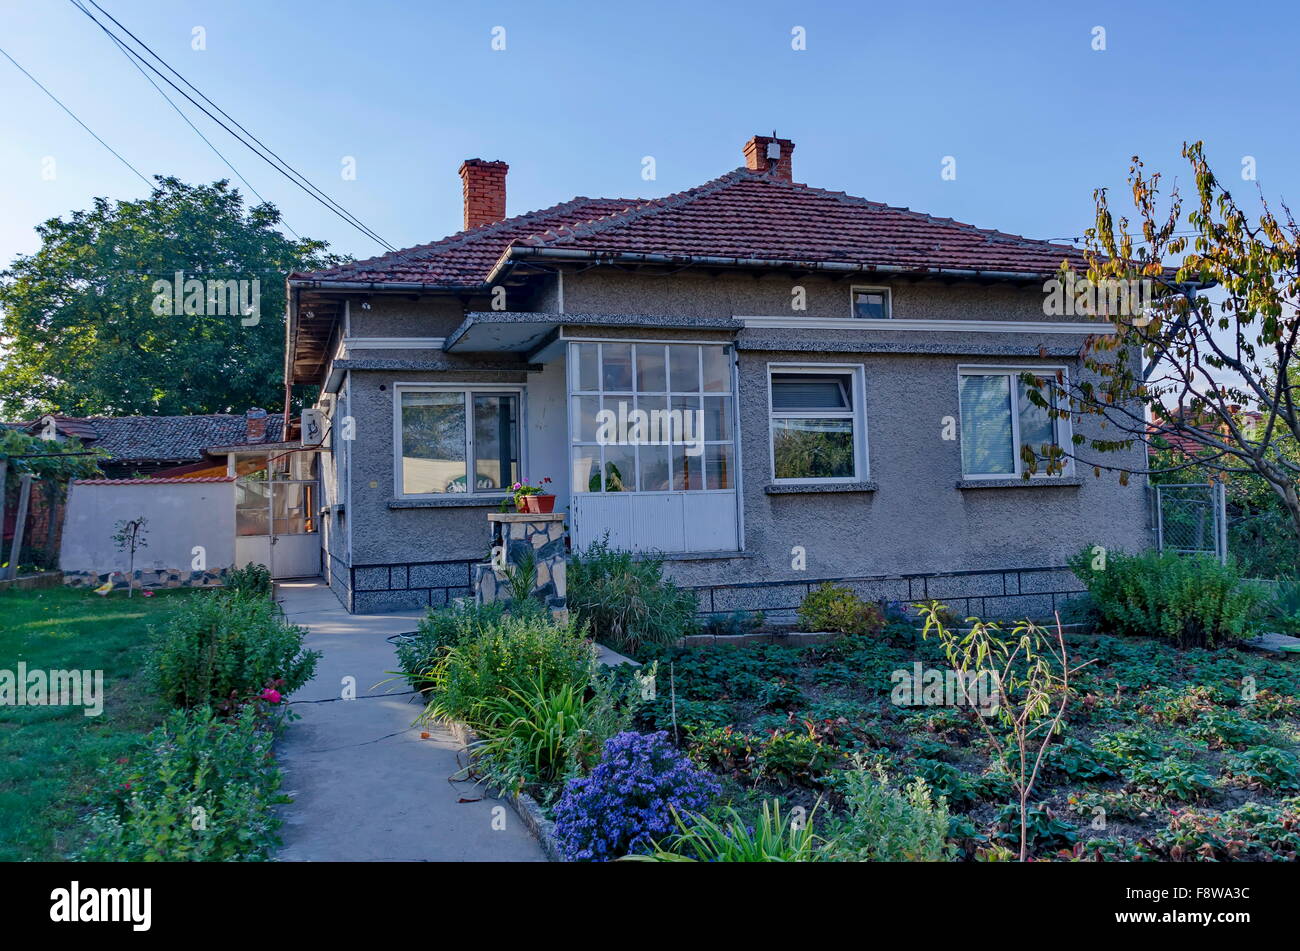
[312,267,1150,611]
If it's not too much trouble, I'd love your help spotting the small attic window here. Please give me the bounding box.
[851,286,891,319]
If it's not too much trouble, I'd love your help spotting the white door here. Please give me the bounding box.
[234,454,322,580]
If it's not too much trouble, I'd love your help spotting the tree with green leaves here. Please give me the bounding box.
[0,177,342,418]
[0,427,104,568]
[1030,142,1300,539]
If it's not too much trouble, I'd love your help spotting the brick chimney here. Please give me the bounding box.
[743,134,795,181]
[459,158,508,230]
[245,407,268,443]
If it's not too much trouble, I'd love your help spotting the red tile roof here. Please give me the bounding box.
[293,169,1092,288]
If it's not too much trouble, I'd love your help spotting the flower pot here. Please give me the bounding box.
[520,494,556,514]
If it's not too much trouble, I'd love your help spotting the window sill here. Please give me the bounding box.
[654,550,755,561]
[955,477,1084,490]
[764,481,878,495]
[388,496,508,509]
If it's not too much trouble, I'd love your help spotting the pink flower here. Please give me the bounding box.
[260,688,282,704]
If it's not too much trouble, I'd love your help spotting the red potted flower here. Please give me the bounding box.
[508,477,555,514]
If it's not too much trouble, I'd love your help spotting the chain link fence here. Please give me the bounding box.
[1152,483,1227,562]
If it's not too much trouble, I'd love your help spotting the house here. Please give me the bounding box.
[286,134,1150,617]
[8,409,323,585]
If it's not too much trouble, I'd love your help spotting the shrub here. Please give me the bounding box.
[467,664,647,801]
[396,600,516,687]
[551,731,719,861]
[150,591,319,709]
[567,539,698,657]
[422,610,596,726]
[823,763,952,861]
[798,583,885,636]
[1069,547,1266,648]
[225,562,272,598]
[76,706,287,861]
[635,800,822,862]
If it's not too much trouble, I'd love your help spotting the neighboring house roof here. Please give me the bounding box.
[1147,409,1264,457]
[22,414,285,464]
[292,169,1093,288]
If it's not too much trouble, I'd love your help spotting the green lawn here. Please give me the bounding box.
[0,586,198,860]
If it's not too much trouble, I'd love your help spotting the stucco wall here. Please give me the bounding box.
[309,267,1149,614]
[656,348,1150,590]
[559,270,1061,322]
[60,480,235,586]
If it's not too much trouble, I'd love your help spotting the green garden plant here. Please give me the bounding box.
[798,582,884,636]
[1069,547,1267,648]
[567,538,698,657]
[150,591,319,709]
[420,610,596,726]
[225,562,272,598]
[917,601,1089,861]
[823,760,952,862]
[635,800,823,862]
[76,705,287,861]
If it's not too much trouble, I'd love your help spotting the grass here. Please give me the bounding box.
[0,585,199,860]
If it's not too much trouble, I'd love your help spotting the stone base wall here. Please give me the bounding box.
[63,567,230,590]
[348,559,475,613]
[689,565,1088,623]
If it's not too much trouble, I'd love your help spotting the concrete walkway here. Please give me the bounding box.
[273,581,545,862]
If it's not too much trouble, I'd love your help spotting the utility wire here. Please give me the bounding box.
[0,42,152,188]
[69,0,396,251]
[69,0,302,240]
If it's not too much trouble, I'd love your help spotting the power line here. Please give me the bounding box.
[0,42,152,188]
[69,0,396,251]
[69,0,302,240]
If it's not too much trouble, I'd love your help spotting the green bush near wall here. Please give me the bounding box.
[1069,547,1267,648]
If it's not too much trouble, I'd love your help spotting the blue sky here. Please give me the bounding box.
[1,0,1296,267]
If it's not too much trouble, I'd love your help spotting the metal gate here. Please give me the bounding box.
[1153,482,1227,563]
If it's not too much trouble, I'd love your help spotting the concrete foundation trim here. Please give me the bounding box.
[347,558,476,611]
[690,564,1088,622]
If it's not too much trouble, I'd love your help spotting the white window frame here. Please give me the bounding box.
[849,285,892,319]
[566,340,738,495]
[956,365,1073,480]
[392,382,526,499]
[766,363,869,484]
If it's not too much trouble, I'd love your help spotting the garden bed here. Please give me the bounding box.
[636,620,1300,860]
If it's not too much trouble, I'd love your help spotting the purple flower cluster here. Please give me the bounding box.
[552,731,719,861]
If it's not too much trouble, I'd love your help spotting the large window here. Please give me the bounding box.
[958,367,1067,478]
[768,366,866,482]
[569,341,735,493]
[396,387,520,496]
